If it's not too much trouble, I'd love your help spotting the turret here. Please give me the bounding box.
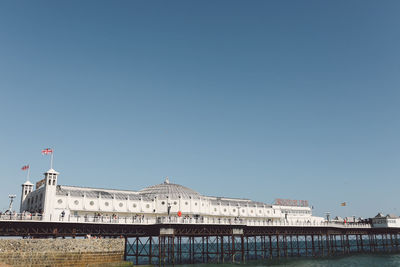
[42,168,59,220]
[20,180,34,212]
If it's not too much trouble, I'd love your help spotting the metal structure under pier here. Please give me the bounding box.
[125,225,400,265]
[1,221,400,265]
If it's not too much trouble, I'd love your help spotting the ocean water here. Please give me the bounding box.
[177,254,400,267]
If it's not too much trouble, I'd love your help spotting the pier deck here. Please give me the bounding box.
[0,216,399,265]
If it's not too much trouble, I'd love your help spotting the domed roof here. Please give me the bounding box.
[139,178,201,199]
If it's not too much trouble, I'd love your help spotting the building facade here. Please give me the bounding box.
[20,168,323,224]
[372,213,400,228]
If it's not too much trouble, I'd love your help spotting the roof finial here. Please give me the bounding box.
[164,176,170,184]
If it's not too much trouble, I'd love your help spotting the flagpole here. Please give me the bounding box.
[50,152,53,169]
[27,167,30,181]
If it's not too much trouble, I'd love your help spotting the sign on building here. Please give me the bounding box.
[275,198,309,207]
[36,178,46,189]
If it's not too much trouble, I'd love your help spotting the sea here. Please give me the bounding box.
[174,254,400,267]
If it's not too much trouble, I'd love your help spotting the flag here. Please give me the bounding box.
[42,148,53,155]
[21,165,29,171]
[341,202,347,206]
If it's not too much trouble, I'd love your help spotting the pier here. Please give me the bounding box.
[0,215,399,265]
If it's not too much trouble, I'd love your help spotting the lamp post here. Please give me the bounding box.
[325,212,330,222]
[8,194,16,213]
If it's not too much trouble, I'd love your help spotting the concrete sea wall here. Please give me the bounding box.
[0,238,126,267]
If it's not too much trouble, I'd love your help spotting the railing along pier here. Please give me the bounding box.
[0,214,398,265]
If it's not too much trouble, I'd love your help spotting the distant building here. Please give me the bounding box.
[371,213,400,228]
[20,168,324,224]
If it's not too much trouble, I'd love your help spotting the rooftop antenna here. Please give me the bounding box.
[8,195,16,213]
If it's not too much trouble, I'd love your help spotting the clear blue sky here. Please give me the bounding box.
[0,1,399,218]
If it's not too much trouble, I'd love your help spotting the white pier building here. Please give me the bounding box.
[20,168,324,225]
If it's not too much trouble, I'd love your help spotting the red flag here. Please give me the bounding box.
[42,148,53,155]
[21,165,29,171]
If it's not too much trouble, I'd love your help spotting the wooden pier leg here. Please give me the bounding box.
[136,236,139,265]
[284,235,288,258]
[167,236,170,264]
[254,236,258,260]
[263,235,266,259]
[149,236,153,265]
[246,236,249,260]
[356,234,359,252]
[320,235,324,256]
[277,234,280,258]
[163,236,167,267]
[372,234,375,252]
[305,235,308,257]
[158,236,162,267]
[189,236,192,264]
[290,235,293,257]
[202,236,205,263]
[123,237,128,261]
[311,235,315,257]
[172,236,175,265]
[216,236,219,263]
[296,235,300,257]
[206,236,209,263]
[232,235,235,263]
[179,236,182,264]
[269,235,273,259]
[325,234,329,256]
[390,234,394,251]
[241,235,245,263]
[221,236,224,263]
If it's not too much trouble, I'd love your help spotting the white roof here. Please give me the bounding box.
[22,180,34,186]
[139,182,201,199]
[45,168,59,175]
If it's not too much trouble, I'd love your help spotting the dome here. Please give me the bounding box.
[139,179,201,199]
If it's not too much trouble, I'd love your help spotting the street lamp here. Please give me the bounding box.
[8,195,16,213]
[325,212,330,222]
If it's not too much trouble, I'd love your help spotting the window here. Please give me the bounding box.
[105,202,109,206]
[224,208,227,212]
[74,200,79,205]
[214,208,217,212]
[194,202,198,206]
[185,202,188,205]
[242,209,245,213]
[173,201,177,205]
[133,203,137,208]
[161,201,165,205]
[48,180,51,185]
[119,202,123,207]
[53,179,55,185]
[90,201,94,206]
[233,209,236,212]
[146,204,150,208]
[57,199,63,204]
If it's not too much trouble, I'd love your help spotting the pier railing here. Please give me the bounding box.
[0,213,371,228]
